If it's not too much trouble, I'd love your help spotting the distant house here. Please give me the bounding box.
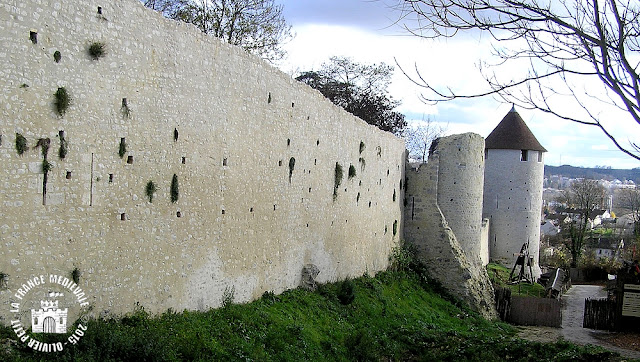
[540,220,560,236]
[588,237,624,261]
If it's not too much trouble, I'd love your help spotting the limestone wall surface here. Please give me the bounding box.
[0,0,405,322]
[483,149,544,277]
[435,133,485,266]
[404,134,497,319]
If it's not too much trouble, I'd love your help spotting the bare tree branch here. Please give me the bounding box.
[393,0,640,160]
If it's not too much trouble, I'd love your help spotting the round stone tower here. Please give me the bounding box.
[483,107,546,278]
[436,133,486,266]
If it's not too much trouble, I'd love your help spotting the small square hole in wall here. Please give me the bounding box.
[0,134,3,146]
[181,156,186,164]
[120,213,126,221]
[127,155,133,164]
[278,160,282,166]
[250,207,253,212]
[66,171,72,179]
[291,102,295,108]
[287,139,290,146]
[221,209,225,215]
[316,140,320,146]
[109,173,113,183]
[176,211,182,218]
[59,130,65,138]
[97,6,102,14]
[273,204,277,211]
[223,158,227,166]
[29,31,37,44]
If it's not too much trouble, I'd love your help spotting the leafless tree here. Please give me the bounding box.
[558,178,607,267]
[393,0,640,160]
[143,0,293,62]
[617,187,640,234]
[404,116,446,162]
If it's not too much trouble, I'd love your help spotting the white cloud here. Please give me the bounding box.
[277,6,640,169]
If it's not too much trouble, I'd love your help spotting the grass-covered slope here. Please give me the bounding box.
[1,266,620,361]
[488,263,547,297]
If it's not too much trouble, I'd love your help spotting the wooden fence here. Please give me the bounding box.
[583,298,617,330]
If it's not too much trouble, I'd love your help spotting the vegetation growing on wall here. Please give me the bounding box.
[37,138,51,205]
[0,272,8,290]
[393,220,398,236]
[15,133,27,155]
[348,164,356,179]
[71,267,80,284]
[54,87,71,116]
[58,132,68,159]
[121,98,130,119]
[145,181,157,203]
[118,138,127,158]
[333,162,343,201]
[88,42,106,60]
[171,174,179,203]
[288,157,295,182]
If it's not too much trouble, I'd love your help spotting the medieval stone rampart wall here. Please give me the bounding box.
[0,0,404,321]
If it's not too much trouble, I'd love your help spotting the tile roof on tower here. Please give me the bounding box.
[485,106,547,152]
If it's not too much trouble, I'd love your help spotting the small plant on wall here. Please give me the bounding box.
[0,272,8,290]
[288,157,295,183]
[121,98,130,119]
[145,181,157,203]
[359,157,366,172]
[333,162,343,201]
[393,220,398,236]
[348,164,357,179]
[88,42,106,60]
[15,133,28,155]
[58,132,68,159]
[118,138,127,158]
[170,174,179,203]
[54,87,71,116]
[71,267,80,284]
[37,138,52,205]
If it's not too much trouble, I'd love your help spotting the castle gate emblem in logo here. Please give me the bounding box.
[9,274,90,353]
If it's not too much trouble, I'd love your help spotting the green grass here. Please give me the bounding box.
[488,263,546,297]
[1,268,621,361]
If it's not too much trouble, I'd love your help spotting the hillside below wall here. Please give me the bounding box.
[0,0,405,322]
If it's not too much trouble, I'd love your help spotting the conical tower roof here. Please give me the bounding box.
[485,106,547,152]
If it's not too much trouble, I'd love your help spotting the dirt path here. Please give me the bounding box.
[517,285,640,360]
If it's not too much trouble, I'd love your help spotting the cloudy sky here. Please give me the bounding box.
[275,0,640,170]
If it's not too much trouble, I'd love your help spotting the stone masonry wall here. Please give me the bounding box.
[0,0,405,323]
[404,134,497,319]
[435,133,485,266]
[483,149,544,278]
